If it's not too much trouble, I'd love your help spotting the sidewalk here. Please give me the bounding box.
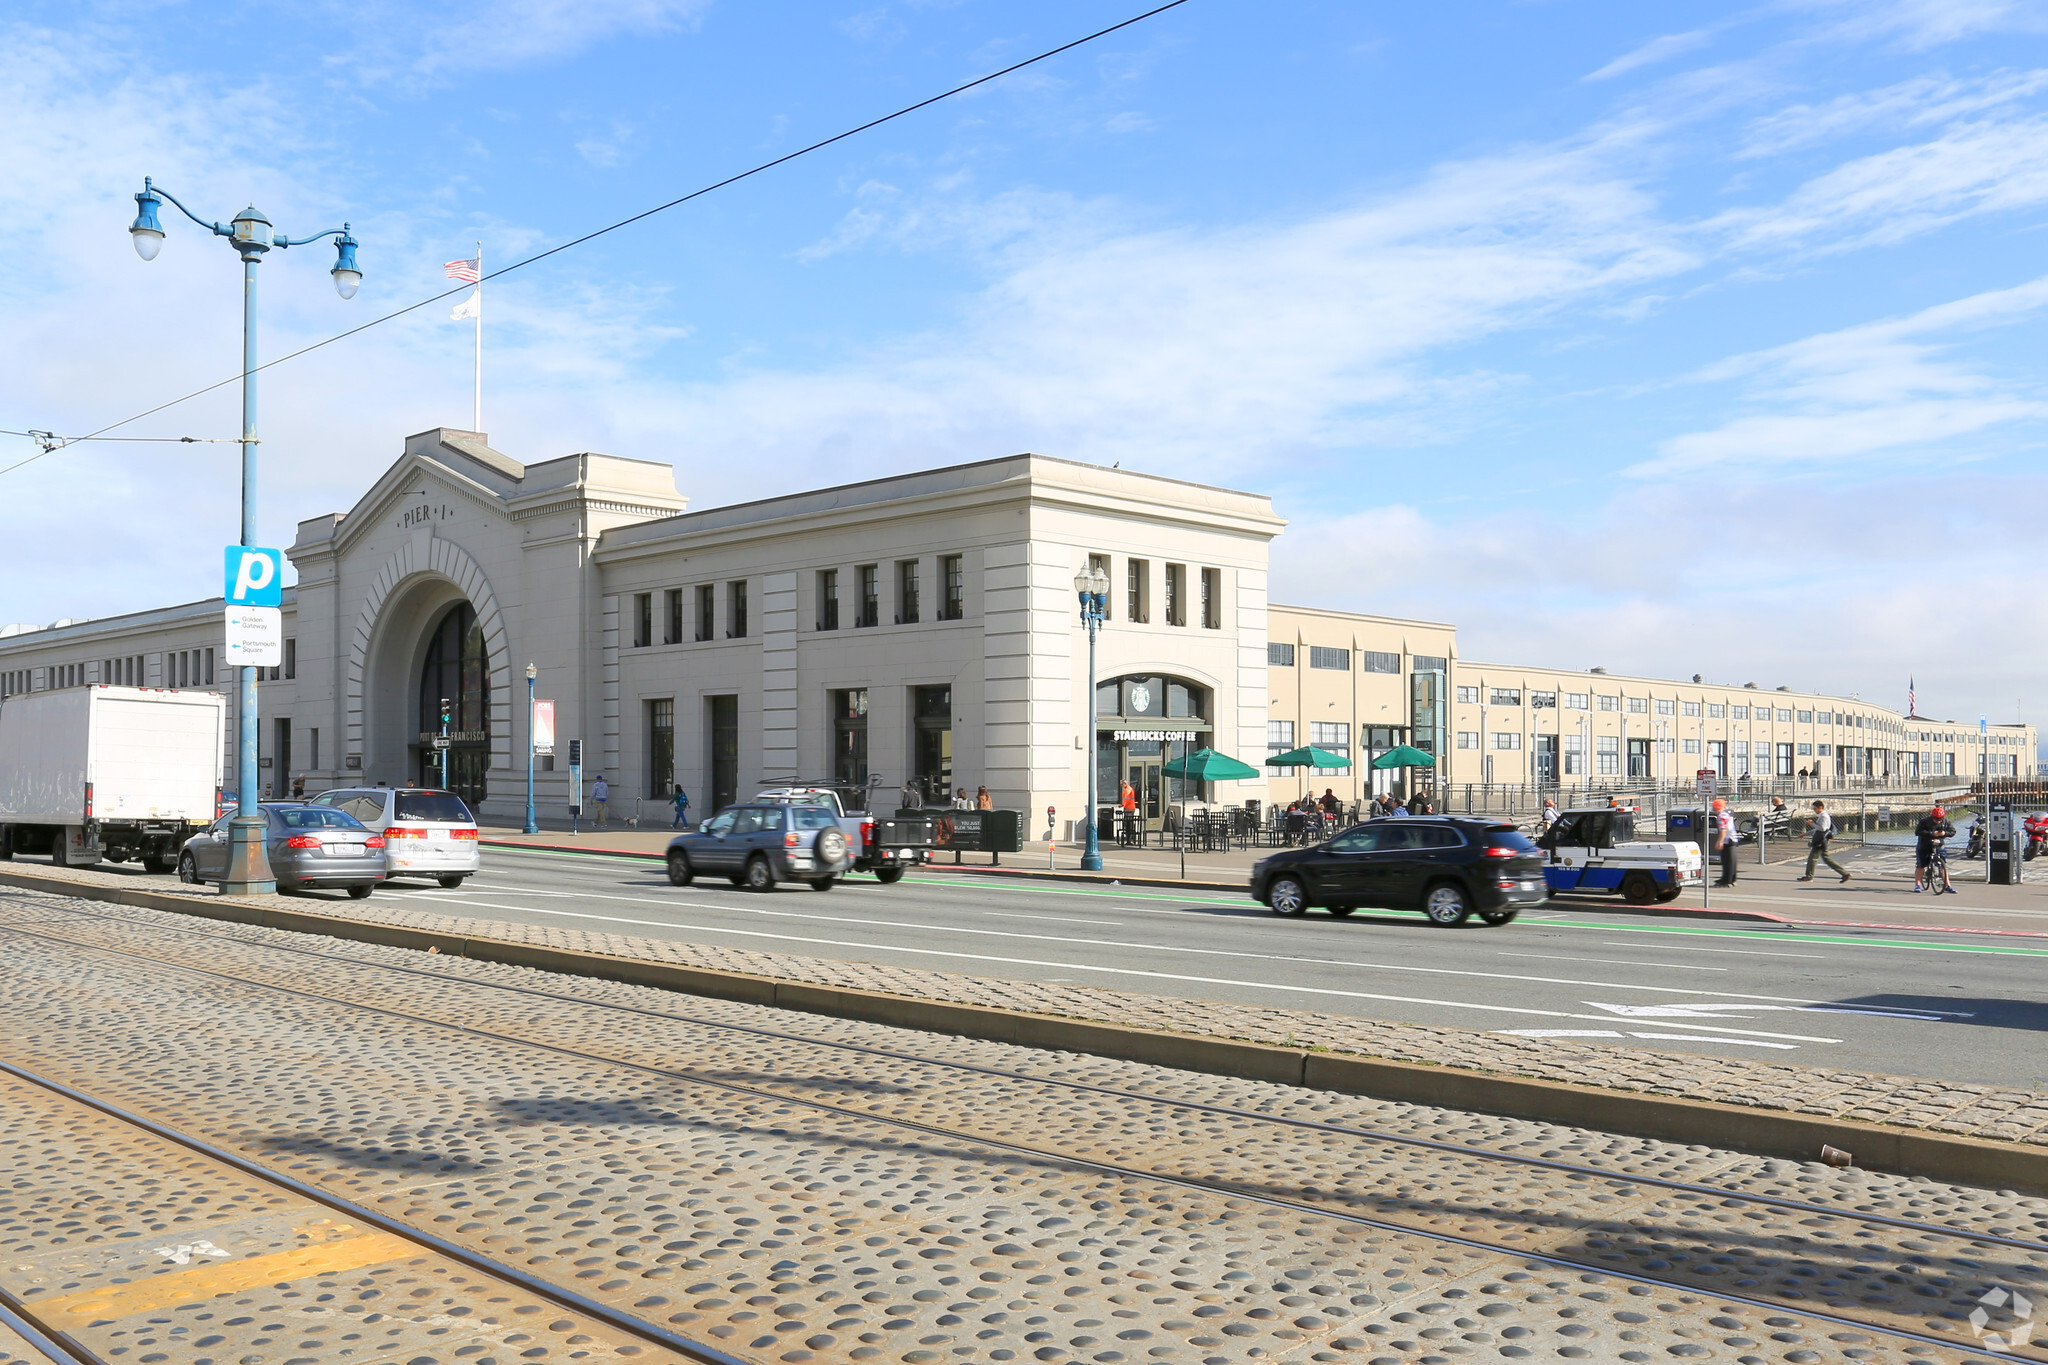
[479,823,2048,938]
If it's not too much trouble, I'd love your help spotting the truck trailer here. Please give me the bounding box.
[0,686,226,870]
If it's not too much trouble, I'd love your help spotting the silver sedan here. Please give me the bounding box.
[179,802,387,897]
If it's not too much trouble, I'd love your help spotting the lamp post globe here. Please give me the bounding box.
[1075,565,1110,873]
[128,177,363,895]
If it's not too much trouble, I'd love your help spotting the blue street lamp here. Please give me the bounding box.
[1074,564,1111,872]
[130,177,362,895]
[524,662,540,835]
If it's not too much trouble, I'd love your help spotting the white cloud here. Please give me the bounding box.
[1739,68,2048,155]
[1584,30,1715,83]
[1791,0,2048,50]
[1631,276,2048,475]
[333,0,711,80]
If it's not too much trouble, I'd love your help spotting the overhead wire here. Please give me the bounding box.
[0,0,1192,480]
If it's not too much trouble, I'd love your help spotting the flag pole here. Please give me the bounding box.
[472,241,482,434]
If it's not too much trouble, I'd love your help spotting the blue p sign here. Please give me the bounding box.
[224,546,284,607]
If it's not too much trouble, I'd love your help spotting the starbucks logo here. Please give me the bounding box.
[1129,684,1152,714]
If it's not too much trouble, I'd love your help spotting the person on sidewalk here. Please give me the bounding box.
[976,785,993,810]
[1710,797,1739,886]
[590,774,610,828]
[1914,806,1957,894]
[1541,797,1560,830]
[1797,800,1850,883]
[669,785,690,829]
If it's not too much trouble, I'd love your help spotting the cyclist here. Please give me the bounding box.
[1914,805,1957,894]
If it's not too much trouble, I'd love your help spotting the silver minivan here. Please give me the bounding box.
[310,787,481,887]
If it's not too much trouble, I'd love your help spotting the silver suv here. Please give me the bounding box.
[666,803,852,891]
[309,787,481,888]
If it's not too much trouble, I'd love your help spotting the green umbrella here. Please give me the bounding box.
[1162,748,1262,781]
[1371,744,1436,769]
[1264,745,1351,769]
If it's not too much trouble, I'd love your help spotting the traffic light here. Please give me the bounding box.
[440,697,452,728]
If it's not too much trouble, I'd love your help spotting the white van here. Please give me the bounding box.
[309,787,480,887]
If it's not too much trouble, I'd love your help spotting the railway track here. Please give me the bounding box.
[2,894,2045,1362]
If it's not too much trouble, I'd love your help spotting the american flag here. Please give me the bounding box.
[1908,677,1916,716]
[444,258,481,283]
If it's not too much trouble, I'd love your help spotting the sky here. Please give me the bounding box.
[4,0,2048,732]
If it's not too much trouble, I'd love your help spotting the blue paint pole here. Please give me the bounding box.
[223,249,274,894]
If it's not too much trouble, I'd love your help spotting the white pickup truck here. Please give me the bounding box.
[1535,806,1704,905]
[0,686,226,871]
[752,783,934,884]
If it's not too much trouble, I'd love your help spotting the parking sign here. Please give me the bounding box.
[224,546,284,607]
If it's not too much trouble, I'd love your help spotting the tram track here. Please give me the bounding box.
[2,900,2044,1361]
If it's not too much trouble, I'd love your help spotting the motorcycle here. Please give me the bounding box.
[1966,820,1987,861]
[2026,813,2048,861]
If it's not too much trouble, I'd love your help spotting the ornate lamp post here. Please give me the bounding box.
[1074,565,1111,872]
[130,178,361,895]
[524,663,540,835]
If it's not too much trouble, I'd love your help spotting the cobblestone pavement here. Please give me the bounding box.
[3,888,2048,1363]
[7,866,2048,1153]
[0,1064,700,1365]
[0,1317,57,1365]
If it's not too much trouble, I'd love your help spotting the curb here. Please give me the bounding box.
[4,863,2045,1196]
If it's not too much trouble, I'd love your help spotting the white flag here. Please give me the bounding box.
[451,288,481,321]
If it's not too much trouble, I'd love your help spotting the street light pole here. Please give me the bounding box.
[524,663,539,835]
[1074,565,1110,872]
[131,179,360,897]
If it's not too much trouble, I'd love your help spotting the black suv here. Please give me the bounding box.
[1248,816,1548,925]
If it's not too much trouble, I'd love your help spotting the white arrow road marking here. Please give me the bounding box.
[152,1240,230,1265]
[1582,1000,1959,1022]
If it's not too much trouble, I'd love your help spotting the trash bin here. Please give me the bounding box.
[979,808,1024,854]
[1666,807,1707,852]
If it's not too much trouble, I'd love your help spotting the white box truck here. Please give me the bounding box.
[0,686,226,870]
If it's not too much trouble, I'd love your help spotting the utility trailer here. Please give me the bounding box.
[0,686,226,870]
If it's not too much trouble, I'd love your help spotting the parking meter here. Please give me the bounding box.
[1989,803,2021,885]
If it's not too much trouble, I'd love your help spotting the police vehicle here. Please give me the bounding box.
[1536,805,1704,904]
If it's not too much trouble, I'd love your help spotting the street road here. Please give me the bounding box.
[271,843,2048,1091]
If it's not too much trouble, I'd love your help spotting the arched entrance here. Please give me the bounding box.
[417,602,491,808]
[1094,673,1211,838]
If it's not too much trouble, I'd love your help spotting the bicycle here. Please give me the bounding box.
[1920,838,1957,894]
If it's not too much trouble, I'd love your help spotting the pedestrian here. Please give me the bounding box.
[591,773,610,828]
[976,785,992,810]
[952,787,972,810]
[1390,799,1410,817]
[1913,805,1957,894]
[669,785,690,829]
[1797,800,1849,883]
[1410,789,1433,816]
[1541,797,1560,830]
[1710,797,1738,887]
[1319,787,1340,815]
[291,775,306,800]
[900,778,924,810]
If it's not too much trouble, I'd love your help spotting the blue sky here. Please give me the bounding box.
[5,0,2048,729]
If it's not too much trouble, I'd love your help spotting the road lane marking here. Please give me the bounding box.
[424,893,1835,1037]
[1624,1032,1800,1049]
[1599,942,1825,959]
[1545,917,2048,957]
[35,1231,417,1324]
[1497,952,1727,971]
[983,912,1123,925]
[457,882,1890,1009]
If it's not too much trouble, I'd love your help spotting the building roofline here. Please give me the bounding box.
[1268,602,1458,633]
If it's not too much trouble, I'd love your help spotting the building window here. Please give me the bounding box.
[1309,646,1349,671]
[1564,692,1589,710]
[1681,701,1699,717]
[912,685,952,803]
[1776,742,1794,775]
[1683,737,1699,754]
[1563,734,1583,775]
[832,688,869,786]
[1413,655,1447,674]
[1531,691,1557,708]
[857,565,879,628]
[1776,708,1792,722]
[1310,722,1349,775]
[1266,720,1296,766]
[817,569,839,631]
[665,589,684,644]
[1127,559,1150,623]
[1817,710,1832,725]
[647,698,675,799]
[1627,697,1648,714]
[204,648,215,685]
[695,585,715,642]
[897,560,920,625]
[727,581,748,638]
[940,555,965,621]
[1456,731,1480,750]
[1268,642,1295,667]
[1707,703,1724,718]
[1489,688,1521,706]
[1797,742,1813,756]
[1797,709,1813,723]
[309,727,320,772]
[706,694,739,812]
[1201,567,1222,629]
[632,593,652,648]
[1597,735,1620,775]
[1491,732,1521,750]
[285,637,296,680]
[1088,554,1112,621]
[1163,563,1185,626]
[1731,704,1748,720]
[1362,651,1400,674]
[1597,695,1619,711]
[1456,685,1480,704]
[1655,698,1675,716]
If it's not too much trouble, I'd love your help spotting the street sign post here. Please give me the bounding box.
[222,545,285,668]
